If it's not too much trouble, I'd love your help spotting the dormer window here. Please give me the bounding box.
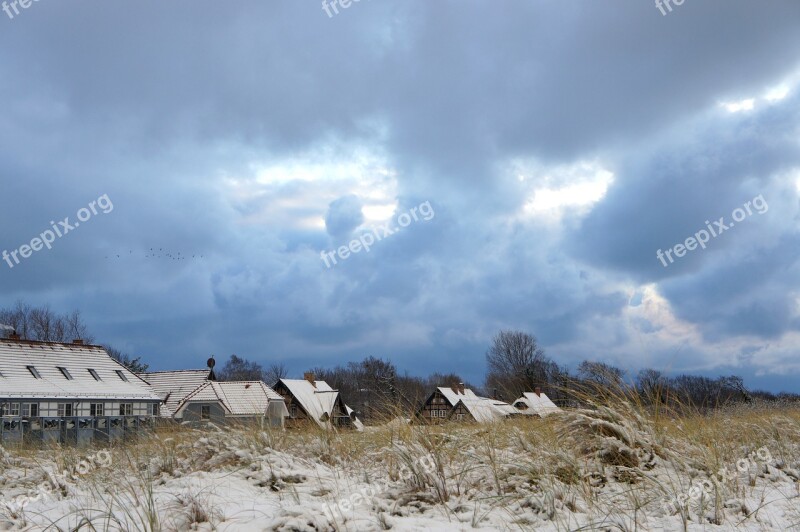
[88,369,101,381]
[115,370,128,382]
[58,367,73,380]
[27,366,41,379]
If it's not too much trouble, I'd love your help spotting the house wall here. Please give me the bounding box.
[273,382,353,429]
[417,390,454,424]
[181,402,226,424]
[447,402,473,422]
[0,398,159,445]
[273,382,314,427]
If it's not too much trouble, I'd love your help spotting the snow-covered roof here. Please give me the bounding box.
[175,381,287,417]
[513,391,560,416]
[454,397,514,423]
[140,369,212,417]
[482,398,518,416]
[0,339,160,401]
[436,386,482,406]
[435,387,514,423]
[278,378,346,429]
[345,405,364,431]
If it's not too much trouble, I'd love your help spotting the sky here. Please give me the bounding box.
[1,1,799,393]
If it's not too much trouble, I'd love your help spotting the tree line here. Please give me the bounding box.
[2,303,797,421]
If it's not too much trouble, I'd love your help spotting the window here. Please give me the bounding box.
[27,366,41,379]
[90,403,104,416]
[58,367,73,380]
[149,403,159,416]
[115,370,128,382]
[200,405,211,420]
[21,403,38,417]
[57,403,73,417]
[456,413,465,421]
[119,403,133,416]
[0,369,4,377]
[290,404,298,417]
[430,409,438,418]
[9,403,19,417]
[88,369,101,381]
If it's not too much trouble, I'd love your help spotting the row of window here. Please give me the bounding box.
[17,365,129,382]
[430,409,449,418]
[0,402,157,417]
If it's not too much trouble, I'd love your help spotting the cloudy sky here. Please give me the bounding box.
[1,1,799,392]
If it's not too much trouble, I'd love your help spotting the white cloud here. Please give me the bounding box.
[765,84,790,102]
[220,143,399,229]
[722,98,755,113]
[511,160,614,222]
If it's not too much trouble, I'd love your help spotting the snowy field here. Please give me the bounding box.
[1,403,799,531]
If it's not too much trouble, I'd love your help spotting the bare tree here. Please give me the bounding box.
[578,360,625,389]
[486,330,555,400]
[263,362,288,386]
[217,354,265,381]
[64,310,93,343]
[0,301,93,343]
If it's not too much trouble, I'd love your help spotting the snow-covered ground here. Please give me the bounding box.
[1,406,799,531]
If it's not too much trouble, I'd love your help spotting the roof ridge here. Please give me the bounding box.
[143,369,208,374]
[0,338,103,348]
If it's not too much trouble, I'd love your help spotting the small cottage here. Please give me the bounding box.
[273,373,360,430]
[513,388,560,417]
[142,360,288,427]
[416,383,515,424]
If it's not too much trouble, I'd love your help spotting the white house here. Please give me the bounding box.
[513,388,560,417]
[142,362,288,427]
[0,336,161,445]
[140,369,214,418]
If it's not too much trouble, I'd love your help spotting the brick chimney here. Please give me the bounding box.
[8,332,20,341]
[304,372,316,388]
[458,382,465,395]
[72,338,84,345]
[535,386,541,397]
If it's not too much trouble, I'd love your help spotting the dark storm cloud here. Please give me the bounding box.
[0,0,799,390]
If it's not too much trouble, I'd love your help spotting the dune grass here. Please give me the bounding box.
[0,394,798,531]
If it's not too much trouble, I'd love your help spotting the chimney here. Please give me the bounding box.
[458,382,465,395]
[492,388,498,400]
[304,372,316,387]
[72,338,84,345]
[8,332,20,341]
[535,386,541,397]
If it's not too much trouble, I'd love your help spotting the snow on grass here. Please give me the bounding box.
[0,402,798,531]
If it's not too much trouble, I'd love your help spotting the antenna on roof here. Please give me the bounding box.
[207,355,217,381]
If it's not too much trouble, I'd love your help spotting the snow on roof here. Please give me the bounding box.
[278,378,343,428]
[175,381,286,417]
[437,386,481,406]
[0,339,160,401]
[345,404,364,431]
[435,387,514,423]
[456,397,514,423]
[514,391,560,416]
[140,369,211,416]
[482,398,518,416]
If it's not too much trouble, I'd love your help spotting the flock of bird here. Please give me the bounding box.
[104,248,205,261]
